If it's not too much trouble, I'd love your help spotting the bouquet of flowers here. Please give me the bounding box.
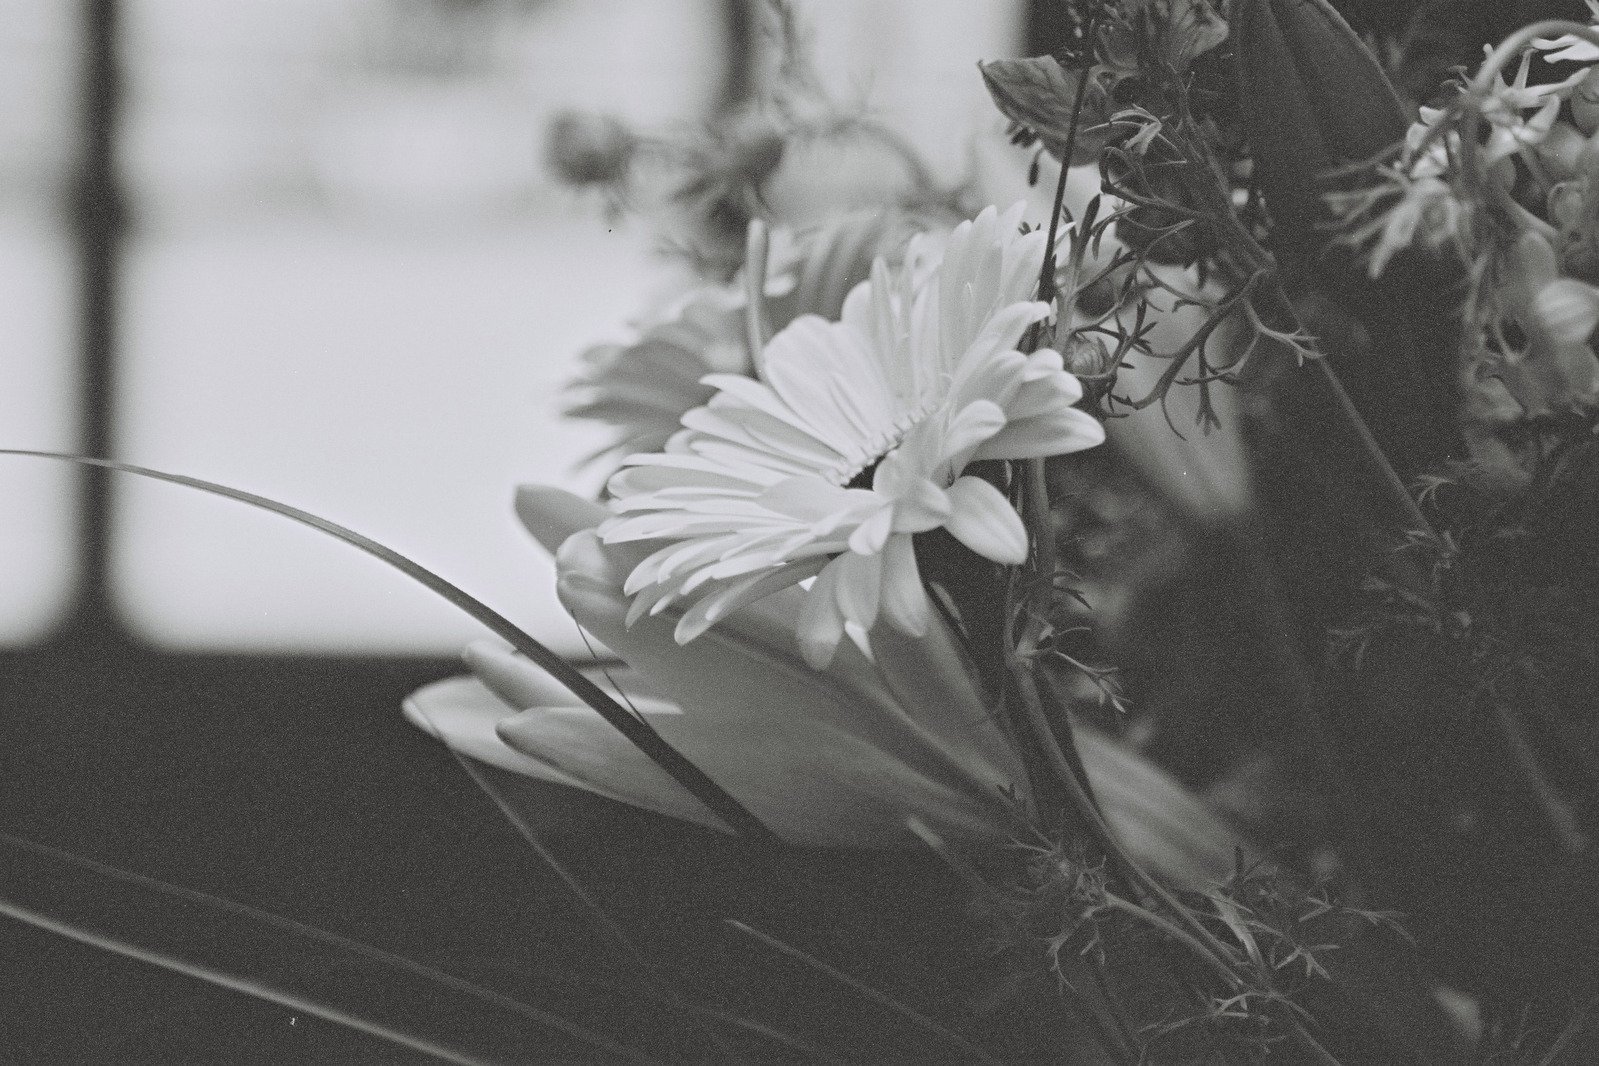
[11,0,1599,1061]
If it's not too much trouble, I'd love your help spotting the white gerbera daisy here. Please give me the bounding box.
[598,203,1106,667]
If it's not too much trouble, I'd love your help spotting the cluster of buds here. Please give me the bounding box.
[1336,11,1599,487]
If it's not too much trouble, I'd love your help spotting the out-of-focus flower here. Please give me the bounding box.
[666,107,794,277]
[1330,105,1512,280]
[1547,132,1599,279]
[1336,173,1469,279]
[1403,107,1457,180]
[599,205,1105,667]
[544,110,638,190]
[1495,230,1599,417]
[403,487,1242,885]
[1531,3,1599,65]
[565,288,750,459]
[1477,52,1586,165]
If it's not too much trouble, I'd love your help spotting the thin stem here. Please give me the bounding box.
[1089,959,1143,1062]
[1033,12,1099,308]
[444,750,741,1062]
[0,831,652,1064]
[1115,270,1262,411]
[742,218,773,370]
[1024,458,1057,617]
[1308,357,1436,537]
[1101,895,1240,990]
[725,920,1005,1065]
[1101,894,1344,1066]
[1486,693,1589,855]
[1007,657,1234,971]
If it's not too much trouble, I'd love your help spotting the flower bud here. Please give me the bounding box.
[1234,0,1407,266]
[1537,120,1587,180]
[725,112,787,190]
[1550,179,1588,231]
[1578,126,1599,183]
[1572,67,1599,136]
[1062,333,1115,379]
[1459,373,1524,428]
[1499,231,1599,416]
[1533,276,1599,346]
[979,57,1113,165]
[544,110,637,188]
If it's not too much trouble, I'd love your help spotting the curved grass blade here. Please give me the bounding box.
[0,831,656,1064]
[1539,996,1599,1066]
[434,746,853,1062]
[437,744,739,1061]
[723,918,1004,1065]
[0,449,775,845]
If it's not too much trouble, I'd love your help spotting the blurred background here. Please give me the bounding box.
[0,0,1026,656]
[0,1,1033,1060]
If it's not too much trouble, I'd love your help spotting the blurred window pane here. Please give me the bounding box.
[113,0,720,654]
[800,0,1023,177]
[111,0,1023,654]
[0,2,80,645]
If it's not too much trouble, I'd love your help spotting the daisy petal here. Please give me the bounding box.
[877,535,931,637]
[795,557,848,669]
[975,405,1106,460]
[514,485,609,556]
[404,675,590,790]
[945,476,1029,565]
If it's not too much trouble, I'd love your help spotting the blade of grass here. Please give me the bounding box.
[441,747,855,1063]
[0,831,655,1064]
[435,742,737,1062]
[724,917,1004,1065]
[0,449,775,845]
[1538,996,1599,1066]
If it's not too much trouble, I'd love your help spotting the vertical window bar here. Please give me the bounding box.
[66,0,124,636]
[721,0,757,112]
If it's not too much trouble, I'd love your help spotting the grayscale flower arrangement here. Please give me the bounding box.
[8,1,1599,1061]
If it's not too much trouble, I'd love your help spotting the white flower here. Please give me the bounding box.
[565,210,938,459]
[1477,52,1586,165]
[1533,4,1599,64]
[598,204,1105,668]
[565,286,751,458]
[403,486,1244,883]
[1402,107,1456,181]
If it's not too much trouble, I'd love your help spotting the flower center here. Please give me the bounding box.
[822,397,938,489]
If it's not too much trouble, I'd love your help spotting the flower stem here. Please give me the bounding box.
[1101,895,1345,1066]
[1033,12,1099,309]
[743,218,773,369]
[1101,895,1241,990]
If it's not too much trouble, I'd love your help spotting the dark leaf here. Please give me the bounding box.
[980,56,1108,163]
